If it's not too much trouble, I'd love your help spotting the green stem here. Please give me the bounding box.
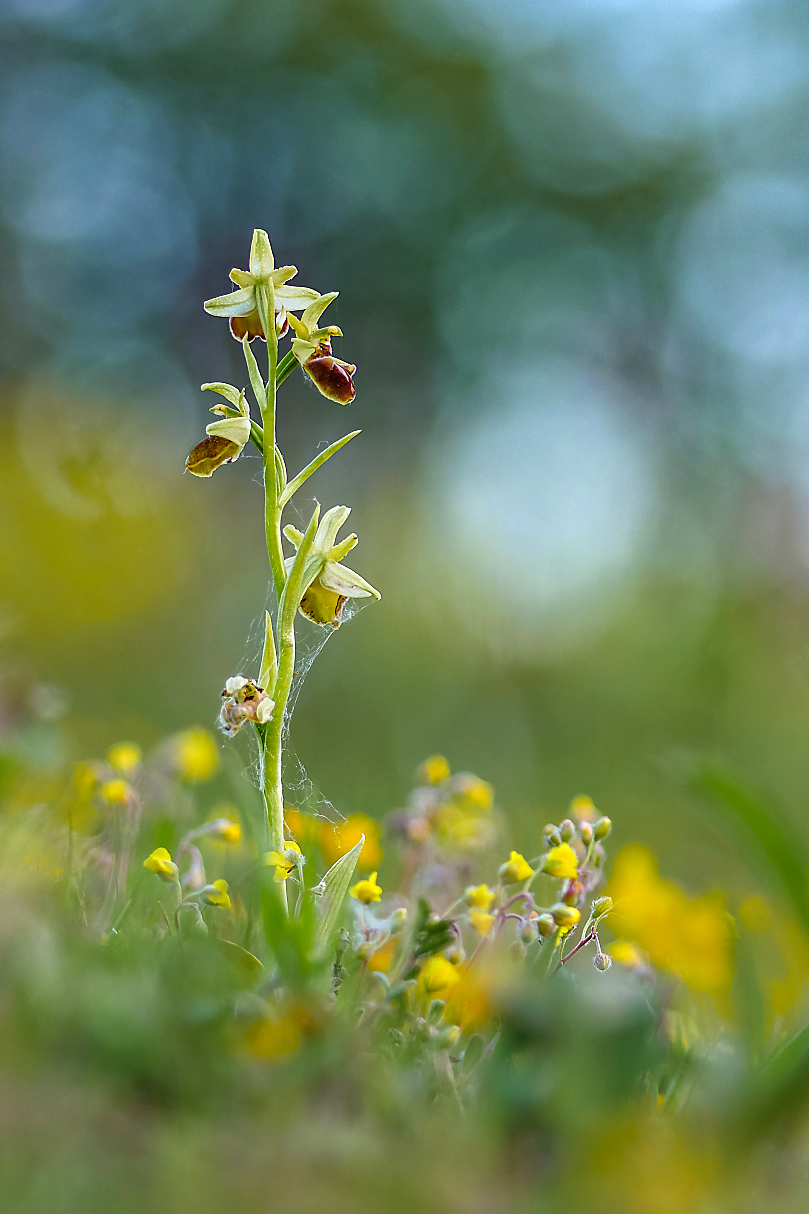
[250,283,288,917]
[262,507,320,875]
[254,285,286,602]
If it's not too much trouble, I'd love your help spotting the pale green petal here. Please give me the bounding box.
[283,524,305,547]
[201,382,242,407]
[229,269,253,288]
[320,560,381,600]
[316,505,351,553]
[329,533,358,562]
[249,229,274,280]
[276,285,320,311]
[291,338,317,366]
[301,291,338,332]
[206,416,251,447]
[269,265,298,288]
[204,287,256,317]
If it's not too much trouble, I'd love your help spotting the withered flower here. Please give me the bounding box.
[219,675,275,736]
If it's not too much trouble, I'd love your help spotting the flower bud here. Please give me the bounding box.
[580,822,594,846]
[418,755,450,785]
[561,880,583,907]
[591,895,613,918]
[559,819,576,842]
[594,952,612,971]
[520,919,538,944]
[543,824,563,848]
[594,816,612,841]
[200,879,231,910]
[427,999,445,1024]
[437,1024,461,1049]
[389,907,408,934]
[509,940,527,962]
[536,913,556,937]
[447,946,466,966]
[551,903,581,928]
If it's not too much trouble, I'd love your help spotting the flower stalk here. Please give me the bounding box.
[194,229,380,912]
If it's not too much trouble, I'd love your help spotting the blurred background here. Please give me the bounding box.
[1,0,809,893]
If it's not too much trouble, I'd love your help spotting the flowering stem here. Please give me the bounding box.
[252,281,290,910]
[553,930,595,976]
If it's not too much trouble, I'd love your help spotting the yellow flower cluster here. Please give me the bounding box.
[606,845,734,995]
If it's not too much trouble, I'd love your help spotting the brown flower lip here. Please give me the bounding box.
[303,340,356,405]
[229,308,290,343]
[186,434,242,477]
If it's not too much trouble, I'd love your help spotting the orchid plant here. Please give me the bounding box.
[186,229,380,910]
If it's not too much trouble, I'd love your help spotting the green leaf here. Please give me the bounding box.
[250,421,264,455]
[276,348,298,388]
[242,335,267,413]
[693,765,809,934]
[218,939,264,988]
[312,836,364,958]
[745,1023,809,1140]
[274,445,287,493]
[279,431,361,508]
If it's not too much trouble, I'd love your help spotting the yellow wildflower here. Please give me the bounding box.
[201,879,232,910]
[609,940,645,969]
[206,817,241,844]
[542,843,578,880]
[469,909,495,937]
[453,774,494,812]
[284,808,320,849]
[100,779,131,805]
[465,884,496,911]
[144,847,178,883]
[432,802,494,851]
[607,845,733,995]
[106,742,142,776]
[350,871,383,904]
[444,966,493,1031]
[367,939,396,973]
[500,851,534,883]
[417,955,461,1002]
[570,794,597,821]
[243,1011,302,1060]
[319,813,383,872]
[66,761,99,832]
[551,903,581,930]
[419,755,451,784]
[174,728,219,782]
[265,841,302,882]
